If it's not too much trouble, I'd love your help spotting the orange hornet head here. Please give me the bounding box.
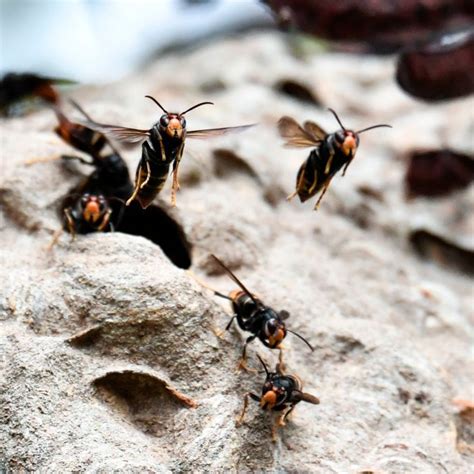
[335,130,359,158]
[159,113,186,139]
[260,389,278,410]
[81,194,106,223]
[264,318,287,348]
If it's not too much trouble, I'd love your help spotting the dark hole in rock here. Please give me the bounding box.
[357,185,385,202]
[118,202,192,269]
[398,388,411,404]
[333,335,365,355]
[274,79,322,106]
[405,149,474,199]
[60,190,192,269]
[409,229,474,275]
[213,148,259,180]
[93,370,196,436]
[213,148,285,206]
[199,78,227,93]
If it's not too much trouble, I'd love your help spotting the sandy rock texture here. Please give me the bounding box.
[1,33,473,472]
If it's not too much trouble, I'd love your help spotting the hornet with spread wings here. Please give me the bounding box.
[278,109,391,210]
[82,96,255,208]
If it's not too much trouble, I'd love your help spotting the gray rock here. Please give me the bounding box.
[1,32,472,472]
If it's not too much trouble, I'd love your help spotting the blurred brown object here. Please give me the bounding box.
[263,1,474,100]
[263,0,474,45]
[405,149,474,198]
[409,230,474,275]
[397,29,474,101]
[0,72,75,116]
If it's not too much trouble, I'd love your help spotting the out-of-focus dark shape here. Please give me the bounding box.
[405,149,474,198]
[263,0,474,45]
[0,72,73,115]
[410,229,474,275]
[274,79,322,106]
[397,29,474,101]
[264,1,474,100]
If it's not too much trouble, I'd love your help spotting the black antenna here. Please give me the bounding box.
[287,329,314,351]
[186,269,233,301]
[256,354,269,376]
[180,101,214,115]
[213,290,233,301]
[328,108,346,130]
[210,254,260,307]
[357,124,392,134]
[145,95,168,114]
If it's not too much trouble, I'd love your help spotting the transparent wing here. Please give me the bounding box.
[79,120,150,146]
[303,120,327,140]
[278,116,321,148]
[187,124,256,139]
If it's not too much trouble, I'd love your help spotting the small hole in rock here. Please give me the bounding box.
[60,187,192,269]
[213,148,259,180]
[274,79,322,106]
[93,370,196,436]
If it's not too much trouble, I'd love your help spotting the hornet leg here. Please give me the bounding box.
[236,392,260,427]
[97,208,112,232]
[46,228,63,251]
[214,314,237,338]
[342,157,354,176]
[237,335,257,373]
[171,143,184,207]
[126,160,149,206]
[139,160,151,189]
[313,177,333,211]
[64,208,76,241]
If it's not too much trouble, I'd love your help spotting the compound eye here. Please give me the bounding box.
[81,194,90,204]
[180,117,186,128]
[160,115,170,127]
[335,131,345,143]
[265,319,278,335]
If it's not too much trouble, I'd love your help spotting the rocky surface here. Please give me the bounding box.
[1,32,473,472]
